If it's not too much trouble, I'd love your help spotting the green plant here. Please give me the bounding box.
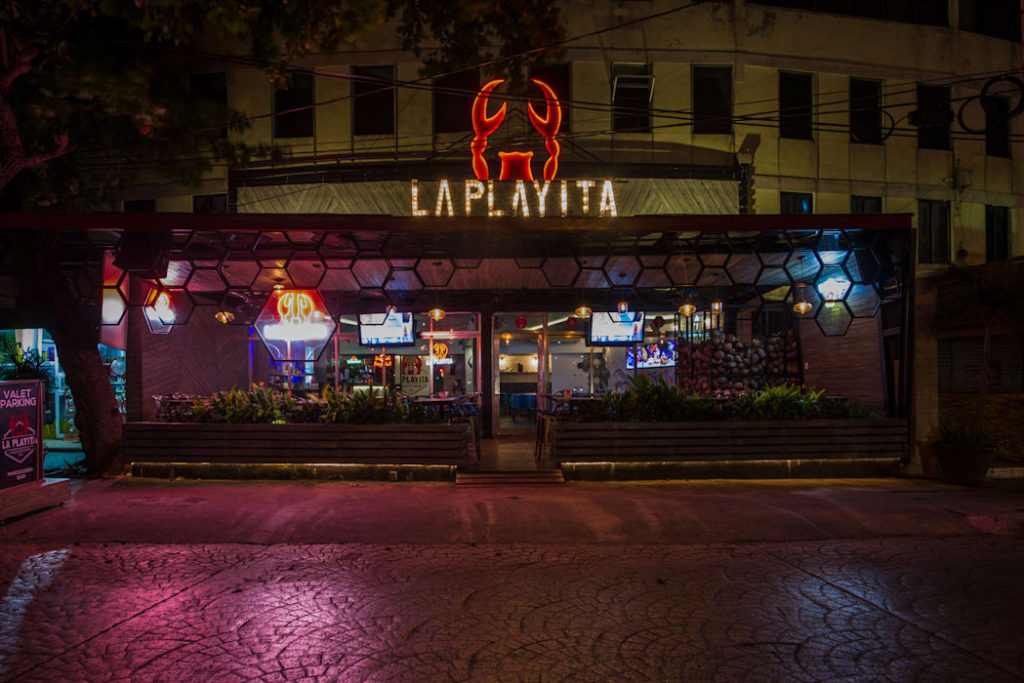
[937,421,994,450]
[567,375,715,423]
[728,384,825,421]
[0,337,52,389]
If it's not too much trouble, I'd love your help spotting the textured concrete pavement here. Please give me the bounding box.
[2,479,1024,680]
[1,537,1023,681]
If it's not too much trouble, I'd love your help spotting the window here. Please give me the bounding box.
[434,70,480,134]
[985,96,1010,158]
[352,66,395,136]
[274,71,314,138]
[190,72,228,139]
[960,0,1021,42]
[917,199,950,263]
[530,62,572,132]
[693,66,732,134]
[779,72,813,139]
[916,85,951,150]
[123,199,155,212]
[851,195,882,214]
[780,191,813,214]
[611,63,652,133]
[986,205,1010,261]
[193,193,227,214]
[850,78,883,144]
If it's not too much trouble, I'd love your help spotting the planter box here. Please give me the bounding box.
[125,421,475,466]
[550,419,908,472]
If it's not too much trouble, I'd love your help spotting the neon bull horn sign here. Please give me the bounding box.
[255,289,336,362]
[472,78,561,182]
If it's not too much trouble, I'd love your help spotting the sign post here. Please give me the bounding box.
[0,379,70,520]
[1,379,43,489]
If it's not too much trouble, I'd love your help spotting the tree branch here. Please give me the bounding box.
[0,47,37,93]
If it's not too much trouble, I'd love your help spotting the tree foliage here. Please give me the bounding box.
[0,0,564,209]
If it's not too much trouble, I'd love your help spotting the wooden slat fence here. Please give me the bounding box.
[550,419,908,464]
[125,422,475,466]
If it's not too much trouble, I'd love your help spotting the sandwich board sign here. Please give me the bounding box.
[1,380,43,490]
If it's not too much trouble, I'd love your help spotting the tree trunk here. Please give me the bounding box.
[976,322,991,430]
[15,238,123,476]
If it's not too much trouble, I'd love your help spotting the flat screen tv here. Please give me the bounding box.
[626,340,677,369]
[358,311,416,346]
[587,311,645,346]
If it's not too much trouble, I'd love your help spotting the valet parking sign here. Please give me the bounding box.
[0,380,43,490]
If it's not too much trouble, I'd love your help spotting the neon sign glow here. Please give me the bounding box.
[254,289,335,362]
[411,77,615,218]
[261,291,332,342]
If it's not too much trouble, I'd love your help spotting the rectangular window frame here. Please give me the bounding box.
[985,95,1011,158]
[851,195,883,214]
[611,63,653,133]
[433,70,480,134]
[530,62,573,133]
[918,199,951,264]
[693,65,733,135]
[849,77,883,144]
[352,65,396,136]
[779,71,814,140]
[916,85,951,151]
[274,71,315,139]
[985,205,1010,261]
[780,191,813,215]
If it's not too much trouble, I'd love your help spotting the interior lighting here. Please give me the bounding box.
[710,300,723,315]
[617,300,629,314]
[574,305,592,318]
[678,302,696,317]
[429,307,446,321]
[792,283,813,315]
[817,276,851,306]
[214,310,235,324]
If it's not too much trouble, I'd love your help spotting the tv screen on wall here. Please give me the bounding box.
[626,340,677,369]
[587,311,645,346]
[358,311,415,346]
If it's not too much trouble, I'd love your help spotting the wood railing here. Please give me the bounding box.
[125,421,476,466]
[549,419,908,464]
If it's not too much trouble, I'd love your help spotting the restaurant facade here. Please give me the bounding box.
[4,0,1023,477]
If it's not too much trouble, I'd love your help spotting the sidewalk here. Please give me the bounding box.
[3,477,1023,545]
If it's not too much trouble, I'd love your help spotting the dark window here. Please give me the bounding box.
[985,96,1011,158]
[850,78,883,144]
[985,205,1010,261]
[918,199,950,263]
[612,63,652,133]
[780,191,813,214]
[193,193,227,214]
[352,66,395,136]
[960,0,1021,42]
[746,0,948,26]
[779,72,813,139]
[916,85,951,150]
[530,63,572,132]
[693,66,732,134]
[434,70,480,134]
[274,71,314,138]
[191,71,228,139]
[851,195,882,214]
[124,199,155,212]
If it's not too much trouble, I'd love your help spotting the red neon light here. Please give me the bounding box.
[470,78,562,182]
[471,79,506,181]
[527,79,561,181]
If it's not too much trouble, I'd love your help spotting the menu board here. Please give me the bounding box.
[0,380,43,490]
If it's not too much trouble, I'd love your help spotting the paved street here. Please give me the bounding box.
[1,479,1023,681]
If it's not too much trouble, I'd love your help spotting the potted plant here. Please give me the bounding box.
[935,421,996,486]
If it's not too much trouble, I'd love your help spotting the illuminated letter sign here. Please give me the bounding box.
[255,289,336,362]
[143,289,176,335]
[412,77,615,217]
